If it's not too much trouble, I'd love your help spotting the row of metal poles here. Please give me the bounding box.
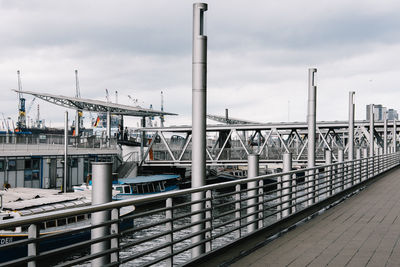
[85,3,400,265]
[189,2,398,259]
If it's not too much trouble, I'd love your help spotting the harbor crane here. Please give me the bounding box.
[16,70,26,130]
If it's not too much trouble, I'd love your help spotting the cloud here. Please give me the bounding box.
[1,0,400,129]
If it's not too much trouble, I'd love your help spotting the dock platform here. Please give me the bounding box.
[231,168,400,267]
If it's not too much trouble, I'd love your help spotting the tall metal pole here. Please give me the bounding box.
[106,110,111,147]
[325,149,332,196]
[393,119,397,153]
[307,68,317,206]
[356,148,361,184]
[369,104,374,156]
[247,154,259,233]
[384,112,387,154]
[191,2,208,259]
[64,111,68,193]
[75,70,81,137]
[348,91,355,160]
[282,153,292,218]
[338,149,344,191]
[91,162,112,266]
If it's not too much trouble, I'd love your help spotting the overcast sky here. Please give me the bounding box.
[1,0,400,128]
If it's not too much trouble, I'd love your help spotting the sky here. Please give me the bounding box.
[1,0,400,129]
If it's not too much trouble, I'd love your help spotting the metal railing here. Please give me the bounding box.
[0,134,118,152]
[0,153,399,266]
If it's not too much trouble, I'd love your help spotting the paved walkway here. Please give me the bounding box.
[232,168,400,267]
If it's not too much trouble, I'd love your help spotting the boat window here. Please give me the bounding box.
[40,223,46,230]
[115,186,123,193]
[46,220,56,228]
[57,219,66,226]
[151,183,156,192]
[22,225,29,232]
[77,215,85,222]
[143,184,150,193]
[132,185,138,194]
[124,186,131,194]
[67,217,76,224]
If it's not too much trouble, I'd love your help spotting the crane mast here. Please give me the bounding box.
[17,70,26,130]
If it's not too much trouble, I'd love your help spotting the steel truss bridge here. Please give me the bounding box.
[138,120,398,166]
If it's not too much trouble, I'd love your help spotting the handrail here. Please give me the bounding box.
[0,152,398,266]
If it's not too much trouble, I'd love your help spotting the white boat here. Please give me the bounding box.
[0,188,133,264]
[73,174,181,199]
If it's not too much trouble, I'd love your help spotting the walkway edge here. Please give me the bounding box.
[184,166,400,267]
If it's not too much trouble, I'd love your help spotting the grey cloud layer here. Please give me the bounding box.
[1,0,400,126]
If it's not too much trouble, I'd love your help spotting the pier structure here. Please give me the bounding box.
[3,3,400,267]
[137,119,399,167]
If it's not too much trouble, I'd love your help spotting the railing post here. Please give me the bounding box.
[325,150,332,197]
[307,68,317,207]
[235,184,241,239]
[378,148,383,174]
[356,148,361,184]
[282,153,292,218]
[191,2,208,259]
[291,173,297,214]
[363,148,368,180]
[110,208,119,264]
[247,154,259,233]
[384,114,388,154]
[166,197,173,266]
[91,162,112,266]
[258,179,264,229]
[338,149,344,191]
[393,119,397,153]
[205,190,212,252]
[64,111,68,193]
[28,224,39,267]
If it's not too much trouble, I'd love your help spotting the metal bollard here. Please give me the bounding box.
[91,162,112,266]
[28,224,39,267]
[247,154,259,233]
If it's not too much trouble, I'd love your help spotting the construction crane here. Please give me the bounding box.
[16,70,26,130]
